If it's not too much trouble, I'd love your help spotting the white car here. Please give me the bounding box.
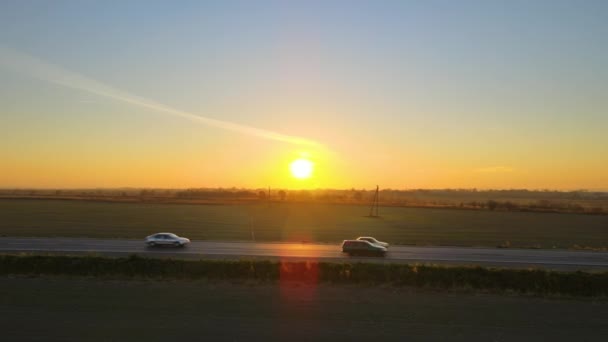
[145,233,190,248]
[356,236,389,248]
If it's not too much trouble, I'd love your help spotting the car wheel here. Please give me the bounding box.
[174,242,180,247]
[148,242,156,247]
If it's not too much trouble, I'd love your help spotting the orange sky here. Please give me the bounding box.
[1,2,607,190]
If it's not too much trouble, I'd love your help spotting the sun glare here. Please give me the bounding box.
[290,158,314,179]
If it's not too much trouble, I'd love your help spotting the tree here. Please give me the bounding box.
[258,191,266,200]
[278,190,287,201]
[487,200,498,211]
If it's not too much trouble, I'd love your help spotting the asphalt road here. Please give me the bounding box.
[1,237,607,270]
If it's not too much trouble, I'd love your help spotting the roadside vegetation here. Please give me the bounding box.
[2,199,607,249]
[2,254,607,297]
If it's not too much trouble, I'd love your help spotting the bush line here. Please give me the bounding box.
[1,254,606,297]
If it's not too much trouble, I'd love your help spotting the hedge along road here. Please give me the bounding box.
[1,238,607,270]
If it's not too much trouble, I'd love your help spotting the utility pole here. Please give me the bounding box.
[368,185,380,217]
[249,214,255,242]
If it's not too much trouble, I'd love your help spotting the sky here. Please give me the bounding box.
[1,0,607,190]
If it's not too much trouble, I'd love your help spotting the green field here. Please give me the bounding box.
[1,199,607,249]
[1,276,606,341]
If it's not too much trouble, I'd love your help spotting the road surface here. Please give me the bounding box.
[1,237,607,270]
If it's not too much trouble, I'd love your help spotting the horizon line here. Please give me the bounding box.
[2,187,607,193]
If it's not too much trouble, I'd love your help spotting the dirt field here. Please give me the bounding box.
[1,199,607,249]
[0,276,606,341]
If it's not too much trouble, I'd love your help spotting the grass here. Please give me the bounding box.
[2,254,607,297]
[2,199,608,249]
[2,277,607,341]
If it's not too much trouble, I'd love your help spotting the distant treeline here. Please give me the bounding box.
[1,188,606,214]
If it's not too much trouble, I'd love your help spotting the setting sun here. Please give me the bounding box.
[290,158,314,179]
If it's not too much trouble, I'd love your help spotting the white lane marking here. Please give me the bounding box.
[2,245,608,267]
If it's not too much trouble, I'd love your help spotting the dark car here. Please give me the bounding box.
[342,240,387,256]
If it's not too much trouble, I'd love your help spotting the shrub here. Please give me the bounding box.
[1,255,606,297]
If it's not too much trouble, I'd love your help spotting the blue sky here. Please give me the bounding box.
[1,0,607,189]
